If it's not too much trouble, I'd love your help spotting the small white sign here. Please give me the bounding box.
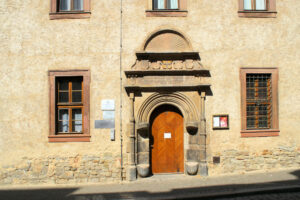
[103,111,115,120]
[213,117,220,128]
[164,133,171,139]
[101,99,115,110]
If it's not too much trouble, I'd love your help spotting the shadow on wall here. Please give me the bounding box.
[0,170,300,200]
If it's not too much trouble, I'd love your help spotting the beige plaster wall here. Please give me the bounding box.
[0,0,299,185]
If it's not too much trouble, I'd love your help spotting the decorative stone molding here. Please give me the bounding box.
[137,93,199,126]
[131,59,204,71]
[137,164,150,177]
[185,121,198,135]
[186,162,199,175]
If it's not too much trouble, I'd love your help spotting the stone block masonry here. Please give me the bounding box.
[0,154,122,185]
[209,146,300,175]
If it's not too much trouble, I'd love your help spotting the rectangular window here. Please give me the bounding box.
[59,0,84,11]
[244,0,266,11]
[147,0,186,17]
[153,0,179,10]
[238,0,277,18]
[48,70,90,142]
[57,77,83,134]
[246,74,271,129]
[240,68,279,137]
[50,0,91,20]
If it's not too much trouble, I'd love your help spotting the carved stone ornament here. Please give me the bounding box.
[186,162,199,175]
[131,59,204,70]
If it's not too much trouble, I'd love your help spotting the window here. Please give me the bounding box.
[244,0,266,11]
[153,0,179,10]
[240,68,279,137]
[50,0,91,20]
[48,70,90,142]
[238,0,277,18]
[146,0,187,17]
[59,0,84,11]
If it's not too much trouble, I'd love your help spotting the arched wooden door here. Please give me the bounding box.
[150,105,184,174]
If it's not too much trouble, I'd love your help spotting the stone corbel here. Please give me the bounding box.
[136,122,149,138]
[185,121,198,135]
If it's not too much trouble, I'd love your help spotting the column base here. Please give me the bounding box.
[199,162,208,176]
[126,165,137,181]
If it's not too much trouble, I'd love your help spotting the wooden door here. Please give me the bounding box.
[151,105,184,174]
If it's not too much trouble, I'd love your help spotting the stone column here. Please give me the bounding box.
[127,92,137,181]
[199,91,208,176]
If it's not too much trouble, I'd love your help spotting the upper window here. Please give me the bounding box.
[153,0,179,10]
[240,68,279,137]
[50,0,91,20]
[243,0,267,11]
[146,0,187,17]
[48,70,90,142]
[238,0,277,18]
[59,0,84,12]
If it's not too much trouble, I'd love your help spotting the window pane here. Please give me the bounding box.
[59,109,69,120]
[154,0,165,9]
[60,0,71,11]
[72,80,82,90]
[59,80,69,90]
[59,92,69,102]
[244,0,252,10]
[73,0,83,11]
[256,0,266,10]
[72,121,82,132]
[72,91,82,102]
[72,109,82,120]
[59,121,69,132]
[168,0,178,9]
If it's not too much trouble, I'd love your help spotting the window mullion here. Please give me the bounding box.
[69,108,72,132]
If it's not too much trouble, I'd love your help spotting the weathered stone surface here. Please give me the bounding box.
[0,154,121,185]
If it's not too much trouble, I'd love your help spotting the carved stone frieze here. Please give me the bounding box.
[132,59,204,70]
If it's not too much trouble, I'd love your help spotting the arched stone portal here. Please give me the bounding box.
[125,29,211,180]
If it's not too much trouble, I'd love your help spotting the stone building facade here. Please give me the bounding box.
[0,0,299,185]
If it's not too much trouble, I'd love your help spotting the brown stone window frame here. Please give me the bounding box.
[240,68,279,137]
[50,0,91,20]
[146,0,187,17]
[238,0,277,18]
[48,70,90,142]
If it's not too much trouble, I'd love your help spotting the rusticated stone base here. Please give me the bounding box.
[0,154,122,185]
[209,146,300,175]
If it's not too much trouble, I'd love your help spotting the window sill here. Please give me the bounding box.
[48,134,91,142]
[146,10,187,17]
[49,12,91,20]
[241,129,280,137]
[238,11,277,18]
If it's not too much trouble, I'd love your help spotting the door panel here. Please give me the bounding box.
[151,106,184,174]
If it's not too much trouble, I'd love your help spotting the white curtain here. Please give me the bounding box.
[157,0,165,9]
[256,0,266,10]
[170,0,178,9]
[60,0,71,11]
[244,0,252,10]
[74,0,84,11]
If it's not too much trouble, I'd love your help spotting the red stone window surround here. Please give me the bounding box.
[240,68,279,137]
[238,0,277,18]
[49,0,91,20]
[48,70,91,142]
[146,0,187,17]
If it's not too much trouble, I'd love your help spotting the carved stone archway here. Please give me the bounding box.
[125,29,211,181]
